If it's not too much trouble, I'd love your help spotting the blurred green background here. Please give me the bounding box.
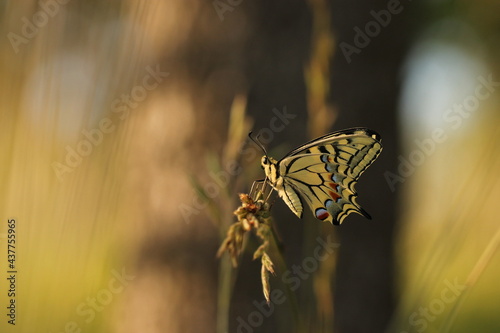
[1,1,500,332]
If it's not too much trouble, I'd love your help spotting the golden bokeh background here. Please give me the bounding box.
[1,1,499,332]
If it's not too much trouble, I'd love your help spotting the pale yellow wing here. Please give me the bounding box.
[278,128,382,224]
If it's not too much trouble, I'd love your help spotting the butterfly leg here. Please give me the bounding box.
[264,184,274,203]
[250,179,266,199]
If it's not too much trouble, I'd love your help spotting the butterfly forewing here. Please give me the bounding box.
[275,128,382,225]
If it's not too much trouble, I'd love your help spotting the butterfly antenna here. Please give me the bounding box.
[248,131,268,156]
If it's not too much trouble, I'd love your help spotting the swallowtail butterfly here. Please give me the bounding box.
[252,127,382,225]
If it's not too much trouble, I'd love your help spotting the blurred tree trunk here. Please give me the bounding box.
[329,0,417,332]
[121,1,312,332]
[124,1,417,332]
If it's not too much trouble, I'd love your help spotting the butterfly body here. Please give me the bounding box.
[259,127,382,225]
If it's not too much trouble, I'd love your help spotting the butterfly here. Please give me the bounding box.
[251,127,382,225]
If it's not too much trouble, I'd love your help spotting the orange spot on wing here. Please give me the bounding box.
[329,190,341,202]
[328,182,339,191]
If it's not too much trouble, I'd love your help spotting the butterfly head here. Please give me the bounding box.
[261,155,279,184]
[260,155,277,168]
[249,132,280,185]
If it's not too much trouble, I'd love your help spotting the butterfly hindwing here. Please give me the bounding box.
[275,128,382,224]
[277,182,304,218]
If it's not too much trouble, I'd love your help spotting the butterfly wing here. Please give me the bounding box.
[277,128,382,224]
